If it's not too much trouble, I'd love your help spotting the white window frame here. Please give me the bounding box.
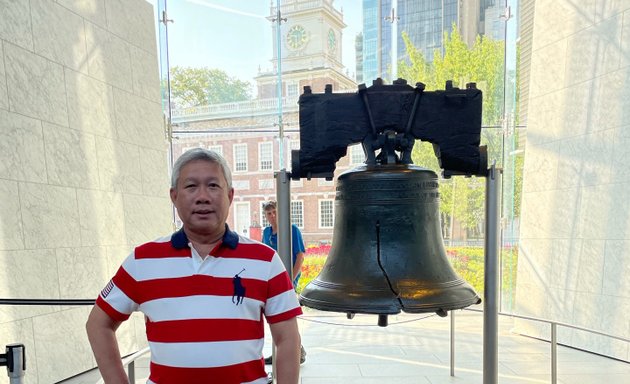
[319,199,334,228]
[208,144,223,156]
[233,201,251,237]
[350,144,365,165]
[259,141,273,171]
[233,143,248,172]
[290,200,304,229]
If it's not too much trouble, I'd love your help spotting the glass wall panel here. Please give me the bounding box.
[157,0,523,304]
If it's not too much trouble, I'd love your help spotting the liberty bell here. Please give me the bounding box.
[299,163,481,321]
[292,79,486,324]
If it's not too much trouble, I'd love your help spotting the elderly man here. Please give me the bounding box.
[86,148,302,384]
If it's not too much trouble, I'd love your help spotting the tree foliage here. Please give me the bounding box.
[399,26,507,236]
[169,66,252,108]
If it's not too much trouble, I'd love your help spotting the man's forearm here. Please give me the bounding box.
[86,308,128,383]
[274,340,300,383]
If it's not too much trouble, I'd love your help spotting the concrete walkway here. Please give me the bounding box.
[61,308,630,383]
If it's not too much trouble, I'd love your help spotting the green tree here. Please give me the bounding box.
[169,66,252,108]
[400,26,505,237]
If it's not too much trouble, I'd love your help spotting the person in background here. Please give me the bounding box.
[261,200,307,365]
[86,148,301,384]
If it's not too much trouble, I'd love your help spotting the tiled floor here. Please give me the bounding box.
[62,308,630,383]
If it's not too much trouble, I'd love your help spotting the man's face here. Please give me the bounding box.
[170,159,234,237]
[264,207,277,228]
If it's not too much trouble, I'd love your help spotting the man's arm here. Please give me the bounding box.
[292,251,305,283]
[269,317,301,384]
[85,305,128,383]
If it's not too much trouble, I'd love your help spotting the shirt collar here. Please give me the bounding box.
[171,224,239,250]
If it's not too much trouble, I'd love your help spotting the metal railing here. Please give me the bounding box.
[2,298,629,383]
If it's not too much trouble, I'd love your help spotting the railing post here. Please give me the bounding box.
[0,344,26,384]
[128,360,135,384]
[450,310,455,376]
[483,165,502,384]
[551,323,557,384]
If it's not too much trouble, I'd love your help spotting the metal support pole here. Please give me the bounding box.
[483,165,502,384]
[128,361,135,384]
[450,311,455,376]
[272,168,292,383]
[276,169,292,279]
[0,344,26,384]
[551,323,557,384]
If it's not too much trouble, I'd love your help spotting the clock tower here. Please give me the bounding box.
[256,0,356,99]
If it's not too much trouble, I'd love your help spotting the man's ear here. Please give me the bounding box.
[228,188,235,204]
[170,187,177,204]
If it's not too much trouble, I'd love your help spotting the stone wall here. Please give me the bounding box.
[516,0,630,361]
[0,0,172,382]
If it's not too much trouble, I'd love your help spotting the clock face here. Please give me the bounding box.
[287,25,308,50]
[328,29,336,53]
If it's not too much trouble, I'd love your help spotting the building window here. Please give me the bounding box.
[259,179,274,189]
[233,180,250,190]
[208,144,223,156]
[350,144,365,165]
[259,141,273,170]
[233,143,248,172]
[287,83,299,98]
[260,202,270,228]
[291,200,304,228]
[319,199,334,228]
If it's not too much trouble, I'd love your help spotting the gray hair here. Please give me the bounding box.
[171,148,233,189]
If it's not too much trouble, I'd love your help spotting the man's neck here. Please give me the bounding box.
[185,227,225,257]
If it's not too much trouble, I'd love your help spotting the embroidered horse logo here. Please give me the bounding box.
[232,268,246,305]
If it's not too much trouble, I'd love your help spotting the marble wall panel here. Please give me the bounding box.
[19,182,81,249]
[130,44,161,101]
[521,141,559,193]
[578,183,630,240]
[123,194,173,246]
[31,0,89,73]
[0,180,24,250]
[525,91,562,145]
[105,0,157,52]
[4,43,68,126]
[95,137,143,194]
[575,240,606,294]
[57,0,107,28]
[0,41,8,110]
[557,79,596,140]
[113,88,165,149]
[564,14,622,87]
[0,249,60,324]
[531,0,597,50]
[591,68,630,131]
[555,130,614,189]
[65,68,116,138]
[0,109,47,183]
[105,245,135,277]
[0,318,37,384]
[140,148,170,197]
[548,239,581,292]
[529,39,568,99]
[77,190,127,246]
[56,246,110,299]
[85,22,133,92]
[603,240,630,298]
[43,123,100,189]
[611,134,630,183]
[32,307,95,383]
[0,0,33,50]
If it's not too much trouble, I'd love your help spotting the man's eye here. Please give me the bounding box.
[184,184,196,189]
[209,183,220,189]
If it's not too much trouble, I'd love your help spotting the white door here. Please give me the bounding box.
[234,202,251,237]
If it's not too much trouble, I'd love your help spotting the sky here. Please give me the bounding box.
[158,0,362,84]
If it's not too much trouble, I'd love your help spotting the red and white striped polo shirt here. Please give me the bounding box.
[96,226,302,384]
